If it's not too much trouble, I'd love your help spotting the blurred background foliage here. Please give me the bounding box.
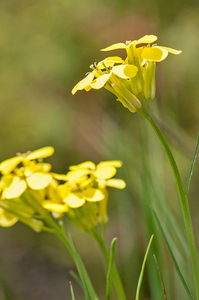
[0,0,199,299]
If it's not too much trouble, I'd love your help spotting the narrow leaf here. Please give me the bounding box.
[151,207,193,300]
[106,238,117,300]
[186,133,199,198]
[69,237,99,300]
[135,235,154,300]
[70,281,76,300]
[69,271,84,289]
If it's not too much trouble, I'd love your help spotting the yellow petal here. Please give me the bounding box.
[58,184,70,198]
[105,56,124,63]
[72,72,94,95]
[94,166,116,179]
[112,65,138,78]
[69,161,95,171]
[112,65,128,79]
[79,177,93,189]
[26,147,54,160]
[97,161,123,168]
[159,46,182,55]
[101,43,127,51]
[135,35,158,45]
[0,208,18,227]
[98,56,124,69]
[66,169,91,180]
[2,176,27,199]
[40,163,52,172]
[83,187,105,202]
[42,200,68,213]
[64,193,85,208]
[0,156,23,175]
[141,46,168,62]
[106,179,126,189]
[51,173,68,181]
[26,173,52,190]
[90,73,112,89]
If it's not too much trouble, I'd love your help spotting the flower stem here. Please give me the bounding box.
[91,229,127,300]
[44,214,99,300]
[140,110,199,299]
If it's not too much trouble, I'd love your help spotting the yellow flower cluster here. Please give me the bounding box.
[0,147,126,231]
[72,35,181,112]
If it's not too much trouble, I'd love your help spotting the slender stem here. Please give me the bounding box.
[44,214,99,300]
[140,111,199,299]
[91,230,127,300]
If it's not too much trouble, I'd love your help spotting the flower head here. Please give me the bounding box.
[0,147,54,199]
[0,147,56,230]
[72,35,181,112]
[42,160,126,231]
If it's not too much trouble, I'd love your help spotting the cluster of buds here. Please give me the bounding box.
[0,147,126,231]
[72,35,181,112]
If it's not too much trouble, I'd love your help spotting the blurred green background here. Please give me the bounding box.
[0,0,199,299]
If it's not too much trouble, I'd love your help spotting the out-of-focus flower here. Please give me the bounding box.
[0,147,54,199]
[42,160,126,231]
[0,147,56,230]
[63,160,126,207]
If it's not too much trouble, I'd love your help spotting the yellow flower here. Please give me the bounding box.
[101,35,181,63]
[72,57,140,112]
[72,57,137,92]
[101,35,182,102]
[42,160,126,231]
[0,147,54,199]
[72,34,182,112]
[61,160,126,208]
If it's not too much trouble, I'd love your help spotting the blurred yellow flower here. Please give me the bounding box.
[42,160,126,230]
[0,147,54,199]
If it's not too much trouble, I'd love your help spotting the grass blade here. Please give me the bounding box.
[106,238,117,300]
[186,132,199,198]
[135,235,154,300]
[69,237,99,300]
[69,270,84,289]
[151,207,194,300]
[70,281,76,300]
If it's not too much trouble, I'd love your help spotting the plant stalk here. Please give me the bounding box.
[91,230,127,300]
[139,110,199,299]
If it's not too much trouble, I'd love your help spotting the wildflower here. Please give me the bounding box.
[0,147,54,199]
[42,160,126,231]
[72,35,181,111]
[101,35,181,63]
[101,35,182,101]
[72,57,141,113]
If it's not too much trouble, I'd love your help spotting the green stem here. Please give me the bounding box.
[91,230,127,300]
[139,110,199,299]
[44,214,99,300]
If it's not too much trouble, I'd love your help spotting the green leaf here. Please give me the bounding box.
[69,237,99,300]
[186,133,199,198]
[151,207,194,300]
[69,271,84,289]
[135,235,154,300]
[106,238,117,300]
[69,282,76,300]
